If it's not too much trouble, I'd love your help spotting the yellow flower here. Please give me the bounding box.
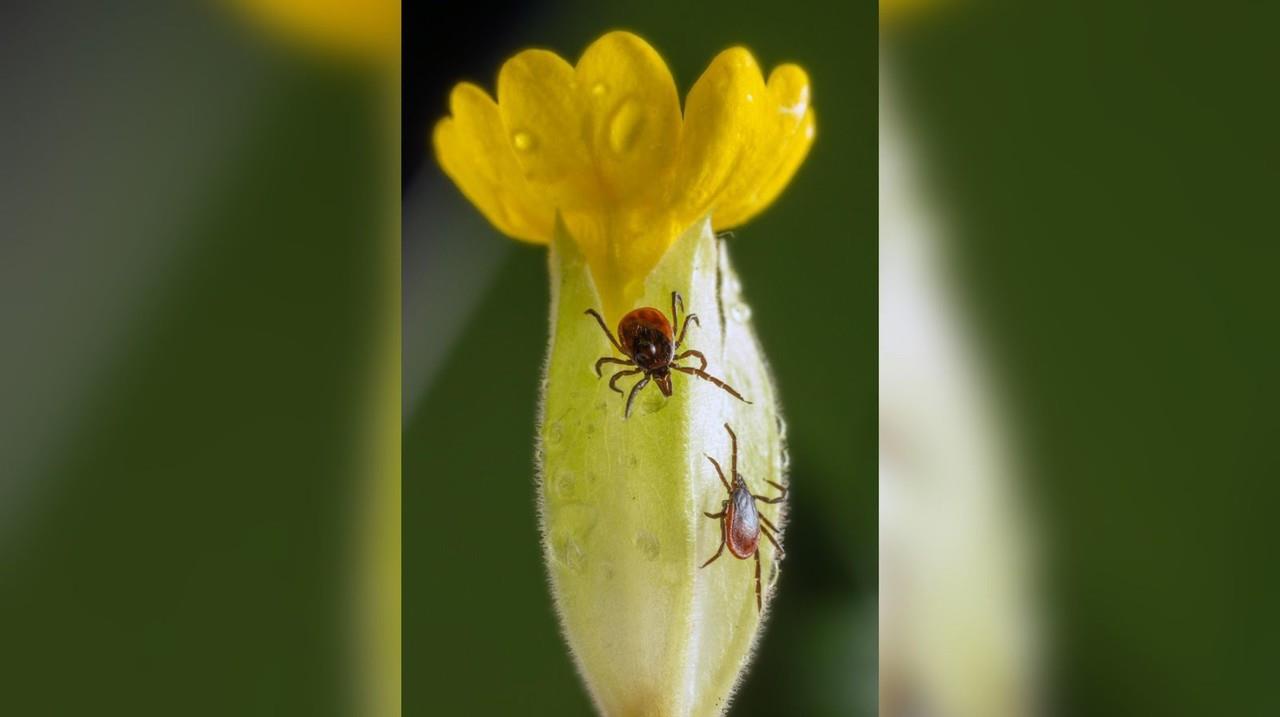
[433,31,815,318]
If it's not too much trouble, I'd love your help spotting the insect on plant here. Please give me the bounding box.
[701,423,787,612]
[585,291,749,418]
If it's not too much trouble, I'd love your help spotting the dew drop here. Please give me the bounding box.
[634,530,661,561]
[730,302,753,322]
[745,92,755,103]
[724,275,742,297]
[552,468,576,499]
[591,81,608,97]
[553,532,585,573]
[512,130,534,151]
[546,420,563,446]
[777,415,792,472]
[607,100,645,154]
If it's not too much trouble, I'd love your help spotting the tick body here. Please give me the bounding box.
[585,292,750,418]
[700,423,787,612]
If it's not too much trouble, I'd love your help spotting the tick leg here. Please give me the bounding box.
[674,349,707,371]
[760,521,786,559]
[696,535,727,568]
[608,368,642,396]
[595,356,634,377]
[675,366,751,405]
[671,291,684,330]
[584,308,625,354]
[759,513,780,534]
[704,510,726,519]
[753,479,788,504]
[624,374,651,418]
[675,314,700,349]
[706,455,731,492]
[754,550,763,612]
[724,423,739,479]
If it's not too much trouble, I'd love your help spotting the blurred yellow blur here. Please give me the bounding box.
[231,0,401,65]
[880,0,946,26]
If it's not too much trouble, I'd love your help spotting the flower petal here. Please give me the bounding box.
[727,108,815,228]
[668,48,767,226]
[574,31,682,205]
[498,49,598,210]
[433,83,554,243]
[432,35,816,304]
[561,208,683,321]
[713,64,815,229]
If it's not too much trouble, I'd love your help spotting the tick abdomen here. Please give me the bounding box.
[726,484,760,559]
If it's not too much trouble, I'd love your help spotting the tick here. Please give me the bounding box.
[585,291,749,418]
[700,423,787,612]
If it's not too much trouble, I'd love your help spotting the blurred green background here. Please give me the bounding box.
[0,2,390,714]
[404,1,876,715]
[891,2,1280,715]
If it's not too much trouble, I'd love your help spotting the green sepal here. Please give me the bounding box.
[538,216,788,717]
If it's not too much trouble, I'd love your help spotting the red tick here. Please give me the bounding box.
[585,291,750,418]
[700,423,787,612]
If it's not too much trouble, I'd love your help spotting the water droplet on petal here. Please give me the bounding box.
[591,82,608,97]
[745,92,755,103]
[608,100,645,154]
[780,87,810,119]
[512,131,534,151]
[730,302,752,322]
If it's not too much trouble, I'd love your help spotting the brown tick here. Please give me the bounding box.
[585,291,749,418]
[700,423,787,612]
